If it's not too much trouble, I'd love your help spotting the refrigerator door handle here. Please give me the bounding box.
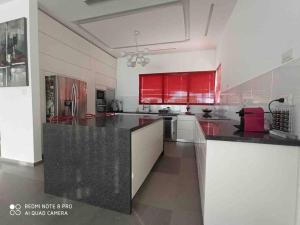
[71,83,75,117]
[76,85,79,115]
[74,83,78,116]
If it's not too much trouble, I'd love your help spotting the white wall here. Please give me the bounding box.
[217,0,300,91]
[220,59,300,138]
[215,0,300,138]
[0,0,41,163]
[116,50,216,112]
[38,11,117,122]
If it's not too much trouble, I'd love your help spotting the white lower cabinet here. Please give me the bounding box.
[194,119,206,212]
[177,115,195,142]
[192,117,300,225]
[177,129,194,141]
[204,141,300,225]
[131,120,164,198]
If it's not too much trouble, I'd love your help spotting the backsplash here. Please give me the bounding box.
[220,59,300,137]
[117,95,245,119]
[117,95,211,114]
[117,58,300,137]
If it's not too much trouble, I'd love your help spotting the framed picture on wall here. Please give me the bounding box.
[0,17,28,87]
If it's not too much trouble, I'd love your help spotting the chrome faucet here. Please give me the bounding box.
[142,105,151,112]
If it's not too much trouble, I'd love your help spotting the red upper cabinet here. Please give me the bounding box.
[139,74,163,104]
[188,71,216,104]
[163,73,188,104]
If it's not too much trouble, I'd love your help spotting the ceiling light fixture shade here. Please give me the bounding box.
[122,30,150,67]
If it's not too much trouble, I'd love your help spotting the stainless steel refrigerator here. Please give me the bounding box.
[45,75,87,121]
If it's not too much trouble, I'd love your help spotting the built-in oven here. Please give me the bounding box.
[162,116,177,141]
[96,90,105,99]
[96,90,106,113]
[96,99,106,112]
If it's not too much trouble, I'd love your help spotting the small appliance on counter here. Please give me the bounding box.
[202,108,213,118]
[235,107,265,132]
[185,105,192,115]
[158,107,172,115]
[110,99,123,112]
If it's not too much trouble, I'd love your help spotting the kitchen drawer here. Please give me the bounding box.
[177,120,194,130]
[177,115,195,121]
[177,129,194,141]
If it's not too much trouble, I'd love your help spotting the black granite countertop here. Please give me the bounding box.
[198,119,300,147]
[47,115,162,131]
[115,112,180,116]
[43,114,165,213]
[117,111,229,119]
[115,111,159,115]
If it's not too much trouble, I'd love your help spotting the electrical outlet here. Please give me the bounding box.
[287,94,294,105]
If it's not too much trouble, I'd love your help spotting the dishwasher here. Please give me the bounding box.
[163,116,177,141]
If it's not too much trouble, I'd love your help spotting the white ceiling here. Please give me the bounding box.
[0,0,12,4]
[80,4,186,48]
[38,0,237,57]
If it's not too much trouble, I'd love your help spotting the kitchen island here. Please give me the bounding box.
[193,117,300,225]
[43,115,164,214]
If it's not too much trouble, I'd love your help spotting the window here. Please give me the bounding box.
[215,64,222,104]
[139,71,219,105]
[139,74,163,104]
[163,73,188,104]
[188,71,216,104]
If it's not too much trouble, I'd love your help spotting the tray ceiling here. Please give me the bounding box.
[78,3,187,49]
[38,0,237,57]
[39,0,178,22]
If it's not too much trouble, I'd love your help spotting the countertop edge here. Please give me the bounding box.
[43,117,164,132]
[198,120,300,147]
[129,117,164,132]
[204,135,300,147]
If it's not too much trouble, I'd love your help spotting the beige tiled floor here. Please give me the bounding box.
[0,142,202,225]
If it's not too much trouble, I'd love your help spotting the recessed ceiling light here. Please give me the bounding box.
[205,3,215,36]
[84,0,112,5]
[149,48,177,52]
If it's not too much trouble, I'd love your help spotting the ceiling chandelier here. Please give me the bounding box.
[121,30,150,67]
